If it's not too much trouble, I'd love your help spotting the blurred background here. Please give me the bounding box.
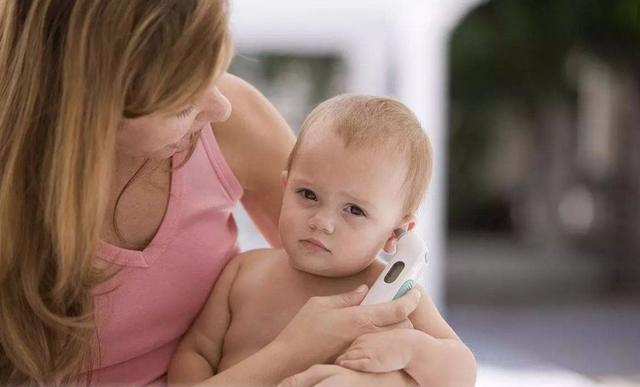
[229,1,640,386]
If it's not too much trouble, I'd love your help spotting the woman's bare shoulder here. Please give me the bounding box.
[217,73,264,105]
[216,73,289,137]
[212,73,294,191]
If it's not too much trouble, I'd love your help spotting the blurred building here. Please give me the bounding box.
[447,0,640,301]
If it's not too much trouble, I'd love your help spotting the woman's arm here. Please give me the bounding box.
[405,291,476,386]
[336,291,477,387]
[194,339,302,387]
[215,73,296,247]
[279,364,418,387]
[403,330,476,387]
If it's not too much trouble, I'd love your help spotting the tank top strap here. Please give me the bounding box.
[199,125,243,202]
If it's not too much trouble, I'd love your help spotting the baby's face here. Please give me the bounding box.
[279,128,409,277]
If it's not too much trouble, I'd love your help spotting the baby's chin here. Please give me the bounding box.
[286,251,374,278]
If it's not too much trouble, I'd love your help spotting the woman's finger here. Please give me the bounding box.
[376,317,414,332]
[319,284,369,308]
[360,288,421,327]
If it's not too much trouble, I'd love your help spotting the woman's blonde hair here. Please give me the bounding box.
[0,0,232,384]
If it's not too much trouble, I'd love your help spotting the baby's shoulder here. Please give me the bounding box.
[233,247,285,269]
[227,248,301,305]
[230,248,289,286]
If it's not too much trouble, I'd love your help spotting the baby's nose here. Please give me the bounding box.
[308,212,335,234]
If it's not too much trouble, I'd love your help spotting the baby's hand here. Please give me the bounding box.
[335,328,417,373]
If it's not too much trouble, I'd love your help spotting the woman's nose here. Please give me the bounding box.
[196,86,231,123]
[308,211,335,234]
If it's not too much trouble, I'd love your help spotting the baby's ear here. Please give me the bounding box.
[280,170,289,189]
[382,215,417,254]
[403,215,416,232]
[382,234,397,254]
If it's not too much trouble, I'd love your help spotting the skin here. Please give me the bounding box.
[278,126,414,277]
[102,73,292,249]
[115,83,232,161]
[168,122,476,386]
[103,73,424,386]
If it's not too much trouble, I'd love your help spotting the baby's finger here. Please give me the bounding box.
[335,349,367,363]
[337,359,377,373]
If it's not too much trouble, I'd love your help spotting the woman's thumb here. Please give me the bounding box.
[325,284,368,308]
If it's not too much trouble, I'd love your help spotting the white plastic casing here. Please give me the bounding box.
[361,231,429,305]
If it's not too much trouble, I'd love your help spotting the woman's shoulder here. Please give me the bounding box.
[217,73,267,110]
[216,73,288,137]
[212,73,295,191]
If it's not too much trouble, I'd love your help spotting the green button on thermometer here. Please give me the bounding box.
[361,231,428,305]
[393,279,416,300]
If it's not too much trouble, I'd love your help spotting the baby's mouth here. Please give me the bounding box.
[300,238,331,253]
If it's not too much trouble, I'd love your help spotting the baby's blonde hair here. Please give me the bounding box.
[288,95,433,215]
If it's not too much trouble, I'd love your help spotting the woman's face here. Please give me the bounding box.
[117,83,231,160]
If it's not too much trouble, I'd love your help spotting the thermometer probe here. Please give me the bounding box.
[361,230,428,305]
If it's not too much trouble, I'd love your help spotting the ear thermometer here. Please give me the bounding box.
[361,230,428,305]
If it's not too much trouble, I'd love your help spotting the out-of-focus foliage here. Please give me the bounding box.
[448,0,640,230]
[451,0,639,104]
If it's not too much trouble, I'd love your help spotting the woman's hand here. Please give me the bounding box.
[278,364,418,387]
[273,285,422,369]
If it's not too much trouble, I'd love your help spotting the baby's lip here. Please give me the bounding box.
[301,238,331,252]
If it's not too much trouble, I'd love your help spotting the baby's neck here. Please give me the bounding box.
[283,250,386,290]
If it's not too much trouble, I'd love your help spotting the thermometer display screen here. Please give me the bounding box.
[384,261,405,283]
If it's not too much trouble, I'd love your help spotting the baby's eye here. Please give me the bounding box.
[297,188,317,201]
[345,205,366,217]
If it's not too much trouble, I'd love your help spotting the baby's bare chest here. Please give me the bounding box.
[218,290,304,371]
[216,256,376,372]
[216,267,310,371]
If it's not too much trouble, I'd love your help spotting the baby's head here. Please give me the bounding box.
[279,95,432,277]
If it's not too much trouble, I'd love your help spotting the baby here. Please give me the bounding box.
[168,95,475,386]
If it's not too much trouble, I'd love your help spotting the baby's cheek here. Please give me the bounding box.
[355,230,387,255]
[339,243,377,271]
[279,211,300,238]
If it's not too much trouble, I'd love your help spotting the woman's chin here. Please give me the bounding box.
[146,148,177,160]
[147,143,188,160]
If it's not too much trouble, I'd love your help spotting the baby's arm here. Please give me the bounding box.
[167,256,242,386]
[336,290,476,387]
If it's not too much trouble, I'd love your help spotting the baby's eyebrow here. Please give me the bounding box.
[291,177,317,188]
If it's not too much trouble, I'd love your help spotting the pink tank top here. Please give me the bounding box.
[90,126,243,385]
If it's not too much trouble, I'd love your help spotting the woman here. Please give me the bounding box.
[0,1,420,385]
